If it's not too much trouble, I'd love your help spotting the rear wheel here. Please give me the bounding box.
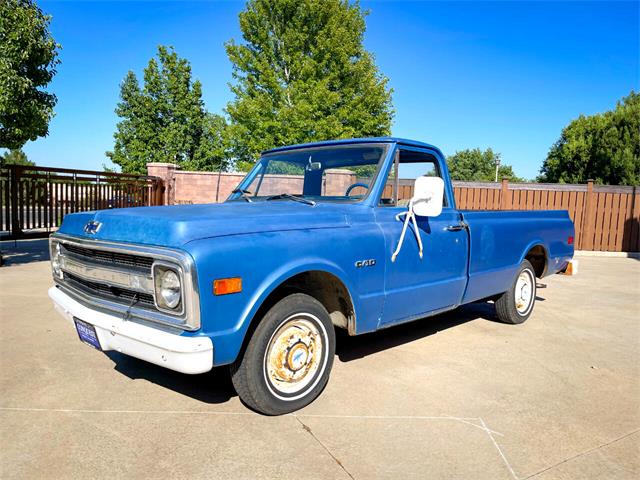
[495,260,537,324]
[231,293,335,415]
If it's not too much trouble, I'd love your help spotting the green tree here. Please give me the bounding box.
[447,148,523,182]
[0,0,60,149]
[107,46,227,174]
[539,91,639,185]
[182,113,229,172]
[225,0,394,165]
[0,149,35,167]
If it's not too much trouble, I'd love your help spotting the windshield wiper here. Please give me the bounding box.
[231,188,252,202]
[266,193,316,206]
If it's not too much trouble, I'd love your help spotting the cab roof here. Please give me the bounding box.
[263,137,444,158]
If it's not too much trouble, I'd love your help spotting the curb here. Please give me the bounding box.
[575,251,640,259]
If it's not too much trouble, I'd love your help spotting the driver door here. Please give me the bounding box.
[376,148,468,326]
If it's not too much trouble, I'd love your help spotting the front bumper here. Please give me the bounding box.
[48,286,213,374]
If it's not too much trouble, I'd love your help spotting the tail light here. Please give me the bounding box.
[568,236,574,245]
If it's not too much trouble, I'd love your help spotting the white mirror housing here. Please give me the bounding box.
[391,176,445,262]
[411,176,444,217]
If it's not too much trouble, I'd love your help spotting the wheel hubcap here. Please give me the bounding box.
[287,342,309,371]
[265,316,324,396]
[515,270,534,315]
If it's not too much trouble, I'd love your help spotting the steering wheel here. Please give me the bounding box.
[345,182,369,197]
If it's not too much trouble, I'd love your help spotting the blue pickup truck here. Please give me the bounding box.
[48,138,574,414]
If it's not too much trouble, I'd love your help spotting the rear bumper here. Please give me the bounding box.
[48,286,213,374]
[547,254,574,277]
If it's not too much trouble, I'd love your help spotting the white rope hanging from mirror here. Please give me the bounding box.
[391,198,423,262]
[390,176,444,262]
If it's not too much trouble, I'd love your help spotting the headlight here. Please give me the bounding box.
[50,241,62,279]
[160,270,181,308]
[153,264,183,312]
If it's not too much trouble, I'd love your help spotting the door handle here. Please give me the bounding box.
[446,222,468,232]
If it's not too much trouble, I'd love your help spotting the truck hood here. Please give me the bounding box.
[57,201,351,248]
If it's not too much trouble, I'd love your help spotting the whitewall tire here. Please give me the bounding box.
[231,293,335,415]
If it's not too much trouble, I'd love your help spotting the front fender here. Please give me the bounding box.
[182,226,384,365]
[237,258,358,336]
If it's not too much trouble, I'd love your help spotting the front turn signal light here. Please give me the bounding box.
[214,277,242,296]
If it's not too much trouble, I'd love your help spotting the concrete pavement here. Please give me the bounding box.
[0,241,638,479]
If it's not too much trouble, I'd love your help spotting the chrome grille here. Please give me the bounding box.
[51,234,201,330]
[61,242,153,271]
[64,272,156,308]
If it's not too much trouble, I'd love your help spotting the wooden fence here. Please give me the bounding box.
[452,179,639,252]
[0,165,164,239]
[383,178,639,252]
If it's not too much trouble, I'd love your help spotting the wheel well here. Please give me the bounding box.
[252,271,355,334]
[525,245,547,278]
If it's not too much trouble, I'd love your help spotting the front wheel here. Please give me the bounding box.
[495,260,537,324]
[231,293,335,415]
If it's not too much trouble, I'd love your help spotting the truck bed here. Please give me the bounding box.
[461,209,574,304]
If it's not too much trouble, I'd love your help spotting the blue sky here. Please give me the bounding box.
[19,0,640,179]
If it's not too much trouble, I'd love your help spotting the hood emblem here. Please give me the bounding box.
[83,221,102,235]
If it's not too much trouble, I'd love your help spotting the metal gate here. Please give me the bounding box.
[0,165,164,239]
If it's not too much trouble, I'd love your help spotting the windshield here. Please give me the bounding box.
[228,144,388,203]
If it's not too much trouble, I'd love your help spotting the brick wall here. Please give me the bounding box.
[148,163,357,204]
[323,169,358,196]
[174,170,243,204]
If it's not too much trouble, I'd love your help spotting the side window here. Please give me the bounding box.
[379,150,447,207]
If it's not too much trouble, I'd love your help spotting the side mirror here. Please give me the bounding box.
[306,161,322,171]
[391,176,444,262]
[411,176,444,217]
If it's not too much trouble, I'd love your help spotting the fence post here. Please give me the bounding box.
[630,185,639,252]
[72,172,78,213]
[9,166,22,238]
[582,179,595,250]
[500,177,510,210]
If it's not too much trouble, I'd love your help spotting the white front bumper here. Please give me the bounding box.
[48,286,213,374]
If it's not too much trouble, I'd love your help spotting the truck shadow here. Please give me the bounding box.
[103,298,545,402]
[105,351,236,404]
[337,301,504,362]
[0,238,50,266]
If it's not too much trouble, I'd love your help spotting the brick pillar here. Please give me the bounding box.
[147,163,179,205]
